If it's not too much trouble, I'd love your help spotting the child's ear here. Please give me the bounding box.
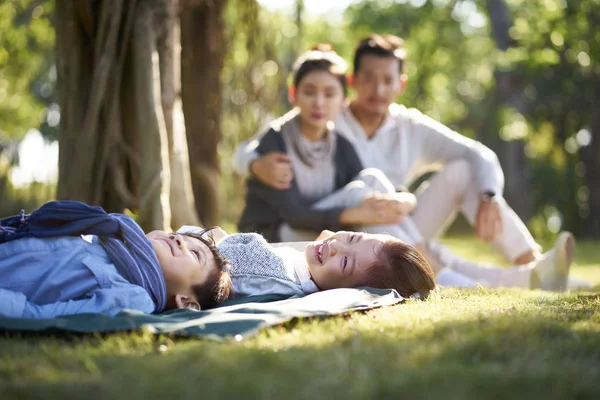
[347,74,354,88]
[288,85,296,104]
[174,294,201,311]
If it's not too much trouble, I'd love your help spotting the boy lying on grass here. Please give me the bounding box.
[0,201,232,319]
[0,201,436,320]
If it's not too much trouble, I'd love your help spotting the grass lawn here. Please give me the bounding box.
[1,236,599,399]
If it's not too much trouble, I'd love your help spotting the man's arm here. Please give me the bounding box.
[407,108,504,241]
[232,110,299,189]
[232,137,261,177]
[0,285,156,319]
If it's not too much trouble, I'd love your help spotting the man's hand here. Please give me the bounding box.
[475,199,503,242]
[250,152,293,190]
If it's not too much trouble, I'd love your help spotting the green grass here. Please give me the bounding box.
[1,236,600,399]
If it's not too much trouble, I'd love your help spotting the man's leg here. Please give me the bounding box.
[427,232,574,290]
[426,241,532,288]
[410,160,542,264]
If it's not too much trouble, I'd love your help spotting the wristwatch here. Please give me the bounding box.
[481,190,497,202]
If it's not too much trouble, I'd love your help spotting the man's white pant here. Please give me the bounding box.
[279,165,539,288]
[410,159,541,263]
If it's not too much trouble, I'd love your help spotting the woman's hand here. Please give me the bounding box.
[340,194,407,225]
[392,192,417,214]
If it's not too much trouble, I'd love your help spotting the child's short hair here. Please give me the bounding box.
[364,239,435,298]
[353,33,406,75]
[292,43,348,96]
[181,230,232,309]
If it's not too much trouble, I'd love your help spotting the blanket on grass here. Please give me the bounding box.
[0,287,404,340]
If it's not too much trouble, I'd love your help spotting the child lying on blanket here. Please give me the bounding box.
[0,201,232,319]
[178,226,436,299]
[183,224,576,295]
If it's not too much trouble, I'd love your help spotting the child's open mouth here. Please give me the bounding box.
[315,243,325,264]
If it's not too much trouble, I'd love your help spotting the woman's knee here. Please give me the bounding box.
[358,168,395,193]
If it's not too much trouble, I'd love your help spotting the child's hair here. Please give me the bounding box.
[364,239,435,298]
[353,33,406,75]
[181,230,232,309]
[292,43,348,95]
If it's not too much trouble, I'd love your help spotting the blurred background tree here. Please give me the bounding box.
[0,0,598,239]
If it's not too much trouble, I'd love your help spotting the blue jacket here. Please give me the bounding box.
[0,236,156,319]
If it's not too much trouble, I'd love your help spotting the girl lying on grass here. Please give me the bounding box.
[0,201,232,319]
[213,228,436,299]
[185,224,575,296]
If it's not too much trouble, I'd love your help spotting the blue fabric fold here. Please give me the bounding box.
[0,201,166,312]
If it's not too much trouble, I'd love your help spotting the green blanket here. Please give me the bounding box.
[0,288,404,340]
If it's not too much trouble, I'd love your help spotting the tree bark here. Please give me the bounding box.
[129,0,172,230]
[55,0,174,231]
[581,100,600,238]
[181,0,228,226]
[161,8,200,229]
[484,0,532,222]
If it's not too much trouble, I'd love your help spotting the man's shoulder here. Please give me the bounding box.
[389,103,426,121]
[268,108,300,133]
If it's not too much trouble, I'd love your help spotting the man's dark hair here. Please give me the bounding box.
[353,34,406,75]
[181,229,232,309]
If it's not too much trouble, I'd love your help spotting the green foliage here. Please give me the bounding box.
[0,0,56,143]
[0,157,55,218]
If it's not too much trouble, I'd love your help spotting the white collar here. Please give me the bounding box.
[340,105,397,140]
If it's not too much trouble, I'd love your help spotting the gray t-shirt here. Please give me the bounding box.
[217,233,318,297]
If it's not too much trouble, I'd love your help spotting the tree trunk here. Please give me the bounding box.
[483,0,532,222]
[128,0,172,230]
[55,0,174,231]
[180,0,227,226]
[157,1,200,229]
[581,102,600,239]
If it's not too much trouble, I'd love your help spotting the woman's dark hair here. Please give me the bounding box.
[364,239,436,298]
[181,229,232,309]
[292,43,348,95]
[353,33,406,75]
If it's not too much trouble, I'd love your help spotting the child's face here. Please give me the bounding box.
[294,70,345,135]
[146,231,217,299]
[304,231,392,290]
